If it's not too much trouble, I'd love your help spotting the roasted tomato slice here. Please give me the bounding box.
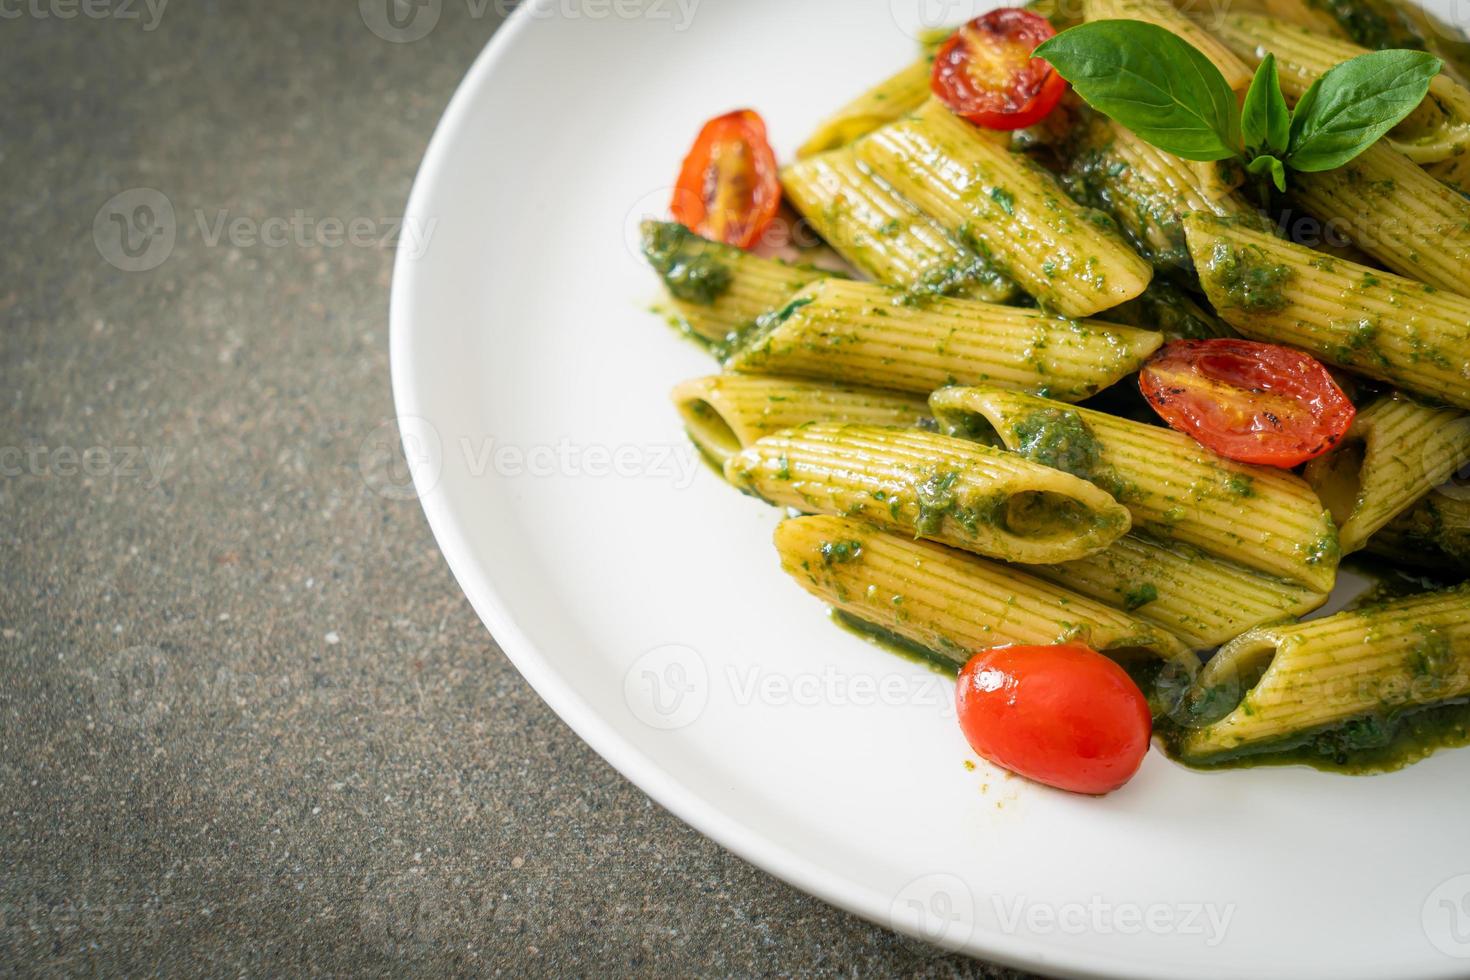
[671,109,780,249]
[931,9,1067,130]
[1139,339,1356,468]
[956,644,1152,795]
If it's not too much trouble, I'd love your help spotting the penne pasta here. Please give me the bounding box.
[796,57,935,159]
[723,277,1162,397]
[1166,0,1344,36]
[1062,115,1265,273]
[1179,585,1470,762]
[725,422,1132,564]
[855,99,1154,317]
[929,385,1341,590]
[641,220,830,345]
[1034,533,1330,650]
[671,374,930,469]
[780,146,1018,303]
[774,514,1196,669]
[1304,393,1470,553]
[637,14,1470,779]
[1290,141,1470,293]
[1183,213,1470,410]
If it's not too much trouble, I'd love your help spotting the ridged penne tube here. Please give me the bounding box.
[780,148,1017,304]
[1084,0,1252,89]
[1291,142,1470,293]
[774,515,1195,670]
[1034,534,1329,650]
[929,385,1341,590]
[641,220,829,345]
[1167,0,1343,37]
[1179,585,1470,762]
[725,423,1132,564]
[1304,394,1470,553]
[796,57,934,159]
[1367,488,1470,572]
[1063,116,1264,272]
[1028,0,1084,29]
[1183,213,1470,410]
[1423,154,1470,197]
[723,277,1162,398]
[855,100,1153,317]
[1211,15,1470,165]
[671,375,930,468]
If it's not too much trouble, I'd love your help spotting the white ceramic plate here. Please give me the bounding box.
[389,3,1470,976]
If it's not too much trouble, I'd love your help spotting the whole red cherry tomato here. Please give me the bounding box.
[1139,339,1356,468]
[956,644,1152,795]
[931,9,1068,130]
[671,109,780,249]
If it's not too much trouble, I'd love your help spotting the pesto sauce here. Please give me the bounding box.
[723,296,814,365]
[1158,557,1470,775]
[819,539,863,565]
[896,251,1012,307]
[913,469,1005,536]
[1061,141,1193,271]
[1311,0,1425,51]
[1157,701,1470,775]
[1304,524,1340,567]
[1123,583,1158,611]
[640,220,733,305]
[1379,494,1470,571]
[830,610,962,677]
[1204,240,1293,313]
[1010,408,1102,479]
[1111,281,1235,342]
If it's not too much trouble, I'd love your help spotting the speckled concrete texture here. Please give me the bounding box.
[0,3,1034,975]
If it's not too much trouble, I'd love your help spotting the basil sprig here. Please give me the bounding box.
[1035,20,1442,192]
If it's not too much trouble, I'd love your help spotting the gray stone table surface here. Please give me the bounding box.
[0,2,1034,976]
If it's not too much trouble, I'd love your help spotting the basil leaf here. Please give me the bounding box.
[1287,49,1443,172]
[1036,20,1241,162]
[1246,154,1288,192]
[1241,54,1290,155]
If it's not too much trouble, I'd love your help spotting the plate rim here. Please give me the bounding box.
[387,7,1468,978]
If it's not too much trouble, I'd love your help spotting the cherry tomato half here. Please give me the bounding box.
[1139,339,1356,468]
[671,109,780,249]
[931,9,1067,130]
[956,645,1151,795]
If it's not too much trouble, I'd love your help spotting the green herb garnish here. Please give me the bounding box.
[1035,21,1441,193]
